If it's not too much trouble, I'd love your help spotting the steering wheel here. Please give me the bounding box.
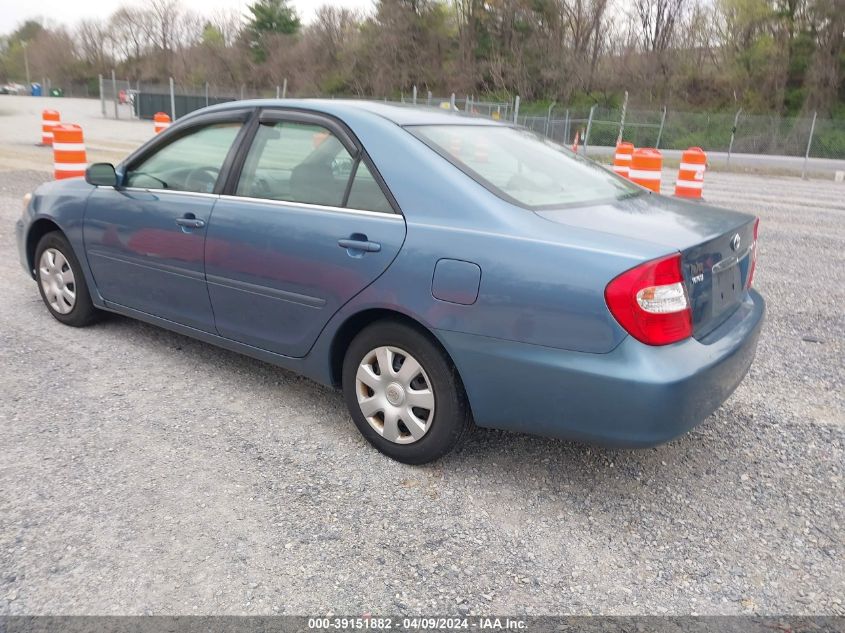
[332,156,354,178]
[185,167,220,193]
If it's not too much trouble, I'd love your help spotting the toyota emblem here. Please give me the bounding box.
[730,234,741,251]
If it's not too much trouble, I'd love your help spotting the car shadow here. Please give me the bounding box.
[93,311,751,490]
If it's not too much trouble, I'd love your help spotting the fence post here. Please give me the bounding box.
[205,82,209,107]
[513,95,520,124]
[450,93,456,109]
[412,85,417,105]
[125,78,133,117]
[727,107,742,168]
[282,78,287,99]
[544,102,556,136]
[169,77,176,120]
[802,111,817,180]
[240,84,245,100]
[564,110,570,145]
[655,106,667,149]
[617,90,628,144]
[111,69,118,119]
[427,91,432,106]
[99,74,105,116]
[584,104,597,156]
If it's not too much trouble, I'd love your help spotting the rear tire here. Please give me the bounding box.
[34,231,99,327]
[342,320,473,465]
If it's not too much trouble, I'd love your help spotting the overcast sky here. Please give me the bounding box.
[1,0,377,35]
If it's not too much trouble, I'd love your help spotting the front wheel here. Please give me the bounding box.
[342,320,473,464]
[34,231,99,327]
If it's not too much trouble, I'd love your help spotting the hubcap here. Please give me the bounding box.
[39,248,76,315]
[355,346,435,445]
[385,382,405,406]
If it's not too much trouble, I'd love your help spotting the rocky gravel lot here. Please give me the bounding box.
[0,159,843,616]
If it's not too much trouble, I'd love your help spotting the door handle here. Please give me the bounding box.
[176,217,205,229]
[338,238,381,253]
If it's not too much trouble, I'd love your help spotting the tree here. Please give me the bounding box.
[803,0,845,114]
[244,0,301,62]
[76,19,114,74]
[0,0,842,116]
[202,23,225,47]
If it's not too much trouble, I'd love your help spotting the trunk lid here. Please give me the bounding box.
[535,193,757,339]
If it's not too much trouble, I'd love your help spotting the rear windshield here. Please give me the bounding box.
[409,124,640,209]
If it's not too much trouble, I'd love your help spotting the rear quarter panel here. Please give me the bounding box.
[332,111,672,353]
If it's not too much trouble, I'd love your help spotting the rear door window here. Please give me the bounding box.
[346,162,393,213]
[236,121,355,207]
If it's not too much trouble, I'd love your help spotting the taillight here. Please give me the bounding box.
[747,218,759,288]
[605,253,693,346]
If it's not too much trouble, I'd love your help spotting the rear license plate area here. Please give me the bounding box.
[713,263,742,314]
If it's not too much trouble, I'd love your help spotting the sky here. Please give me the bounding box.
[0,0,377,35]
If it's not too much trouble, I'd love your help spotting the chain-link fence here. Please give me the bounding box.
[412,94,512,121]
[518,106,844,162]
[93,76,844,165]
[98,75,136,119]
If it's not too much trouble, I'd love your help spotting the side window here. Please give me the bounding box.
[346,162,393,213]
[125,122,242,193]
[236,121,355,207]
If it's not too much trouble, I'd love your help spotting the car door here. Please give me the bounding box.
[83,111,250,332]
[204,110,407,357]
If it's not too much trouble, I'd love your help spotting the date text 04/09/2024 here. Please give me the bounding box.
[307,617,527,630]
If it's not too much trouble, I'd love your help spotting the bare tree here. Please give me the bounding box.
[635,0,687,52]
[76,19,113,73]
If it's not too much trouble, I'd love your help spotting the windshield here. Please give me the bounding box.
[409,124,640,208]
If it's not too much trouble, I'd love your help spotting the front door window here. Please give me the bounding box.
[126,122,242,193]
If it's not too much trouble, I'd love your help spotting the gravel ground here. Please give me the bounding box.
[0,122,843,615]
[0,95,153,172]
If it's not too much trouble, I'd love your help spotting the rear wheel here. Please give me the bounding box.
[34,231,99,327]
[342,320,473,464]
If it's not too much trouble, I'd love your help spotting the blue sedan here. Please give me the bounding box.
[15,100,765,464]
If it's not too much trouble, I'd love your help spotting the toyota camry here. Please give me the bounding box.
[16,100,765,464]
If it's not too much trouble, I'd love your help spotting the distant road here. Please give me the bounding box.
[583,145,845,177]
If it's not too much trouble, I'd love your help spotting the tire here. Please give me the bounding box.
[34,231,100,327]
[342,320,473,464]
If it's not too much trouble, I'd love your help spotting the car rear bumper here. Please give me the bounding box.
[437,289,765,447]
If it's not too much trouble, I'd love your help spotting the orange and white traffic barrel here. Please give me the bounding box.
[153,112,171,134]
[52,124,87,180]
[612,141,634,178]
[41,109,60,146]
[629,148,663,193]
[675,147,707,198]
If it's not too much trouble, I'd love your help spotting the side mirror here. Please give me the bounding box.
[85,163,117,187]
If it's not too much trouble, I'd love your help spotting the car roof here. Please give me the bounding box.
[192,98,505,127]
